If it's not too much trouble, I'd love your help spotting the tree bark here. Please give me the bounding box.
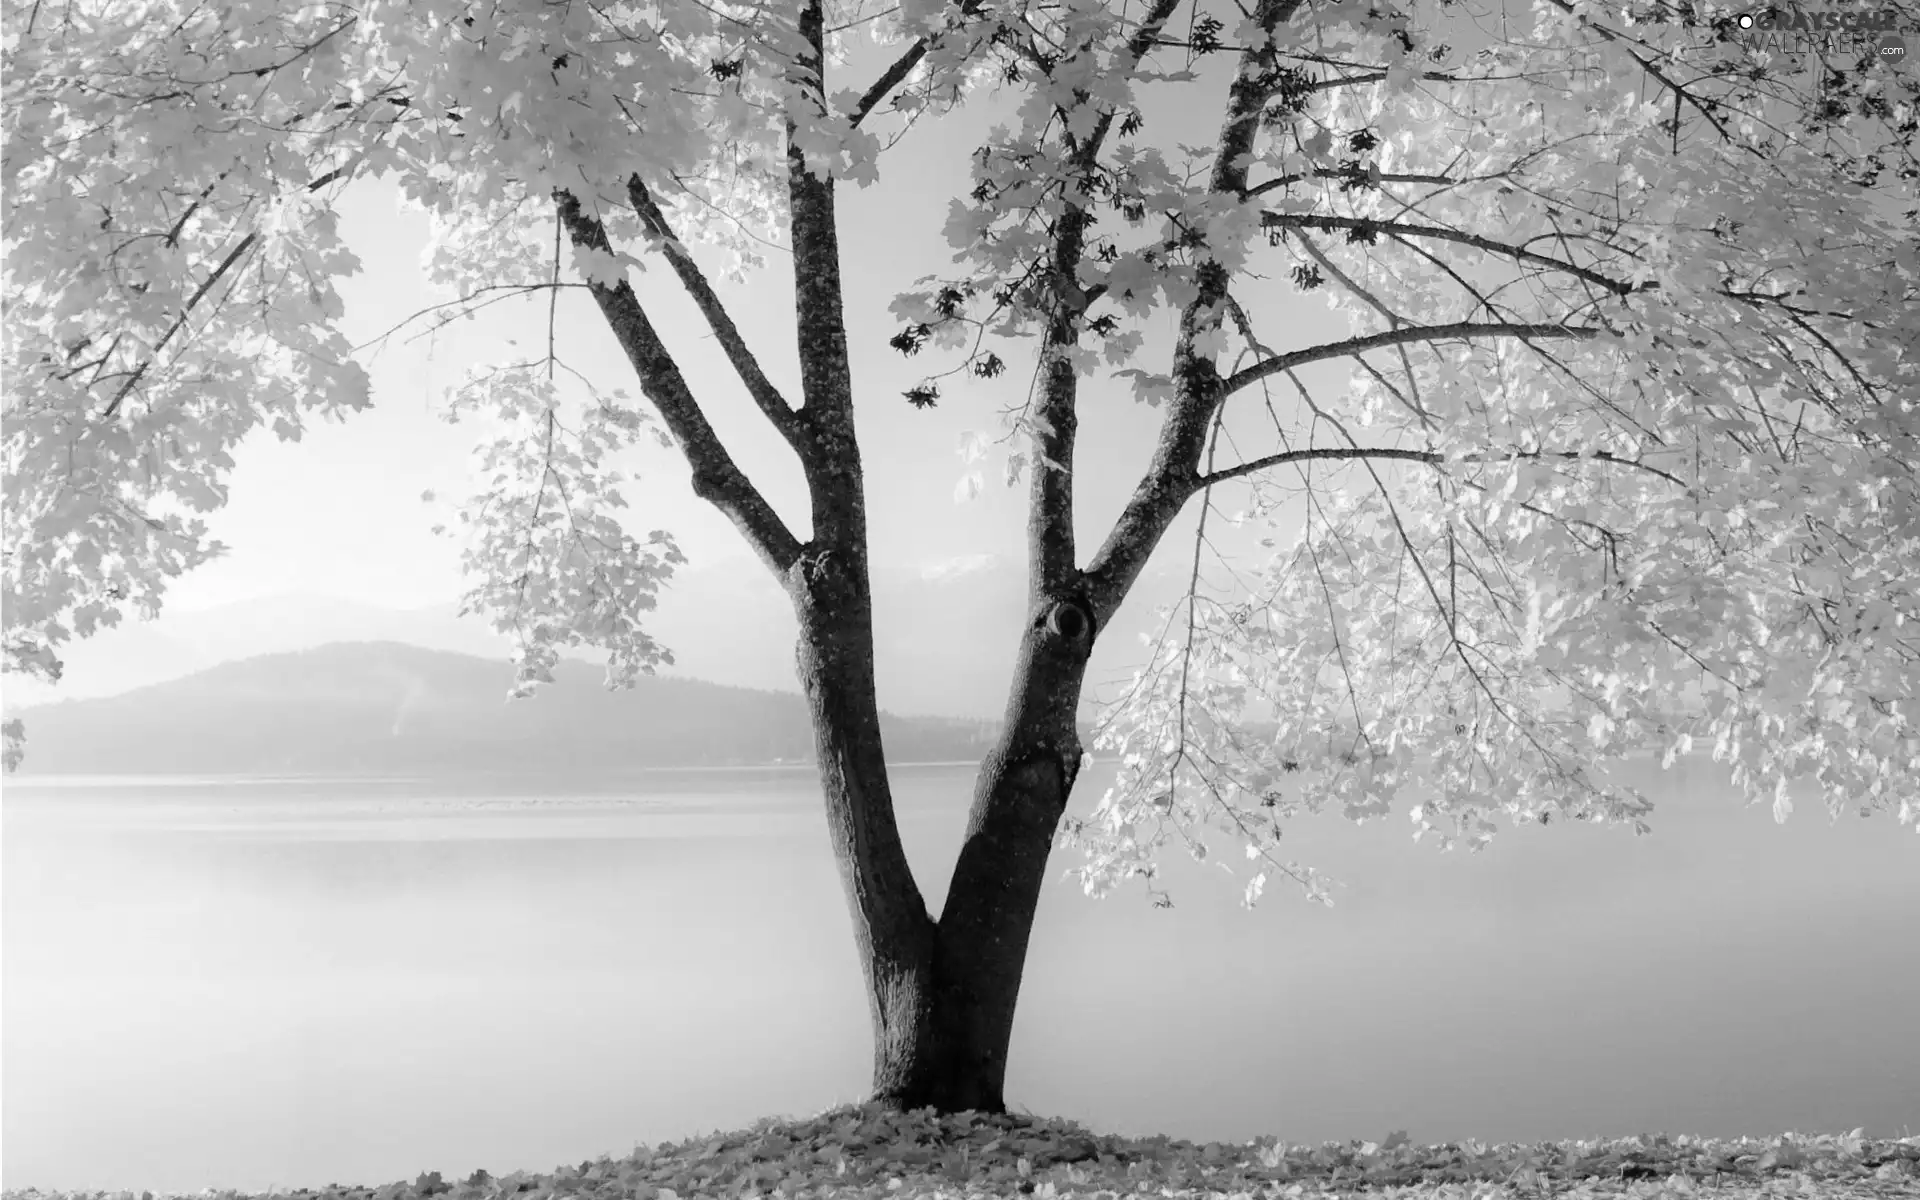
[771,0,1161,1116]
[792,550,1096,1113]
[561,0,1290,1119]
[786,545,939,1098]
[898,591,1096,1111]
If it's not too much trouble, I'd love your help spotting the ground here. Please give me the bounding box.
[6,1106,1918,1199]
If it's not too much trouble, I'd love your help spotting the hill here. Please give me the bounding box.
[6,642,1000,775]
[0,552,1193,718]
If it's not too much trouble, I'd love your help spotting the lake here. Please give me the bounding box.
[4,759,1916,1191]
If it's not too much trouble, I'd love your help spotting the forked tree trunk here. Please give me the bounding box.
[560,0,1282,1117]
[791,546,1096,1113]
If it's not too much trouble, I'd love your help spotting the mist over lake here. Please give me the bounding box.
[5,759,1915,1193]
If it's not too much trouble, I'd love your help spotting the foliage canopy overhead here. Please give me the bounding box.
[5,0,1916,900]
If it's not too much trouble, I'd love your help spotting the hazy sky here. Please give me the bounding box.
[162,44,1347,615]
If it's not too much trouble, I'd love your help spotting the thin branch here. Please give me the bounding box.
[1081,0,1304,629]
[94,159,361,422]
[354,283,584,353]
[1245,167,1481,199]
[1262,212,1649,297]
[554,189,802,575]
[826,4,899,35]
[546,211,562,380]
[1164,407,1225,821]
[845,0,986,128]
[1014,0,1189,599]
[1200,444,1692,491]
[625,174,808,454]
[1537,0,1742,151]
[161,174,227,249]
[1217,320,1608,400]
[98,232,257,421]
[1289,232,1447,431]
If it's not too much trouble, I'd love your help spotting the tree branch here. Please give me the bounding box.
[1077,0,1311,628]
[786,0,869,562]
[848,40,932,129]
[1198,444,1693,490]
[554,190,802,575]
[1026,232,1091,598]
[1261,211,1648,297]
[353,282,586,353]
[1023,0,1189,600]
[96,159,359,423]
[1217,320,1608,400]
[1244,167,1478,199]
[1537,0,1740,150]
[625,174,809,455]
[98,231,258,421]
[845,0,1009,129]
[1077,0,1188,158]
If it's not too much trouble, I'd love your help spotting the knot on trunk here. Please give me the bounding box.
[790,546,849,609]
[1041,597,1093,646]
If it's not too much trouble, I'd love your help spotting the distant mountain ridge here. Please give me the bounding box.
[8,642,1001,775]
[0,553,1195,718]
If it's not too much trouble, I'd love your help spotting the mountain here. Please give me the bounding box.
[6,642,1000,775]
[2,553,1196,719]
[0,592,506,707]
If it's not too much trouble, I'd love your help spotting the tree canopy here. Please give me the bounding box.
[6,0,1917,907]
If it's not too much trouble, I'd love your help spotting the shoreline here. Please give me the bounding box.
[0,762,995,788]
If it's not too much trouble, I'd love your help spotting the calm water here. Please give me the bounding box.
[4,759,1916,1191]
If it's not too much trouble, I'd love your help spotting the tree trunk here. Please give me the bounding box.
[792,550,1096,1113]
[786,546,939,1098]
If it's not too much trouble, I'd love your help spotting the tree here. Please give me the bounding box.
[5,0,1917,1115]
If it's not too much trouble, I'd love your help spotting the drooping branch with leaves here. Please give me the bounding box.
[5,0,1916,1112]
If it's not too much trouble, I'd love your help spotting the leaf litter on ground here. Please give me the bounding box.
[7,1106,1916,1200]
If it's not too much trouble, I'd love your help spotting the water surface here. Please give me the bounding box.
[5,760,1915,1191]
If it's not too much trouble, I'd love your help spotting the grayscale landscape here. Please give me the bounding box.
[7,0,1919,1195]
